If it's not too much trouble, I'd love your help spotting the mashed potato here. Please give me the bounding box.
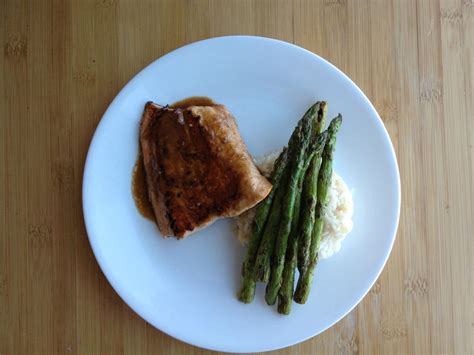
[235,151,353,259]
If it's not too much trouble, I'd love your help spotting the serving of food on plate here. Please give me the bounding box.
[83,36,400,352]
[133,97,353,314]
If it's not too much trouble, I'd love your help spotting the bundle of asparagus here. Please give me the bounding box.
[238,101,342,314]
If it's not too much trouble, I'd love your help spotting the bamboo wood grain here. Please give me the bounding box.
[1,0,473,354]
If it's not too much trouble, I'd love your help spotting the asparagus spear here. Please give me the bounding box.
[277,239,298,314]
[264,103,318,305]
[275,103,326,313]
[277,168,303,313]
[278,132,327,314]
[253,121,307,284]
[238,148,289,303]
[311,102,328,142]
[297,104,328,274]
[294,115,343,304]
[299,102,327,173]
[239,148,288,303]
[252,172,288,283]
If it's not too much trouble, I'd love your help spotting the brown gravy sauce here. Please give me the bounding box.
[170,96,216,108]
[132,153,155,220]
[131,96,217,220]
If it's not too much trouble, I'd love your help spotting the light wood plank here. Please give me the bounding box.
[1,0,473,354]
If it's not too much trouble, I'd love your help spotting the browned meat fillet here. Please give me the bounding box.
[140,102,272,238]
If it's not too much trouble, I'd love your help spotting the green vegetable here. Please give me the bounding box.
[253,110,310,285]
[278,132,326,314]
[252,172,288,283]
[264,103,319,305]
[278,132,327,314]
[238,148,289,303]
[294,115,342,304]
[297,103,328,273]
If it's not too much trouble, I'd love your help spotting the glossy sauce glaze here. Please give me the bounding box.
[171,96,216,108]
[132,153,155,220]
[132,97,217,222]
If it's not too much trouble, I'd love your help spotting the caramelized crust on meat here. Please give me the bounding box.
[140,102,272,238]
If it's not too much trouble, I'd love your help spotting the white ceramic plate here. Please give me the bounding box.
[83,36,400,353]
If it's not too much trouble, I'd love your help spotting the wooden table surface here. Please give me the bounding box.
[1,0,473,354]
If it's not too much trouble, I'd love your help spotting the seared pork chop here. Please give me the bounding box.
[140,102,272,238]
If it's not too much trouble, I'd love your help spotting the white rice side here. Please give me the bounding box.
[235,151,353,259]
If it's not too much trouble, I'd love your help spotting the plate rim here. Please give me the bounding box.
[82,35,401,353]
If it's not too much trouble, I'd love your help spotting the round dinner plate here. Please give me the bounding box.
[83,36,400,353]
